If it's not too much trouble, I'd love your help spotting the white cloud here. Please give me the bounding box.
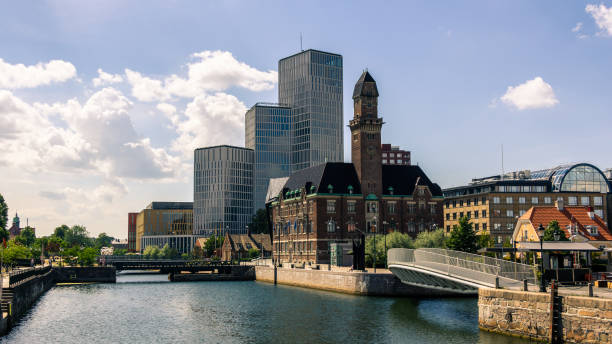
[572,22,583,33]
[92,68,123,87]
[0,58,76,89]
[125,50,277,102]
[586,3,612,36]
[169,93,246,157]
[500,77,559,110]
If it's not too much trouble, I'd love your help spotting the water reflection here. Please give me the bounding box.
[2,277,533,344]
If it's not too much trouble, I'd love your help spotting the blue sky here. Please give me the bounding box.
[1,1,611,238]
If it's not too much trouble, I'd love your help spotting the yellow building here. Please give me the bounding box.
[135,202,193,253]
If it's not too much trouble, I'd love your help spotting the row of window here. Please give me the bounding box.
[446,197,488,208]
[491,196,603,206]
[382,152,409,158]
[446,210,487,220]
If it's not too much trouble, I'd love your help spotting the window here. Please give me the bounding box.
[594,197,603,206]
[459,200,464,207]
[430,204,436,214]
[588,226,598,235]
[580,197,589,206]
[531,197,539,204]
[382,160,388,164]
[446,225,450,232]
[498,186,506,192]
[452,200,457,207]
[390,153,395,158]
[446,213,450,220]
[452,213,457,220]
[467,211,472,219]
[407,223,415,232]
[474,198,479,206]
[419,202,426,211]
[482,210,487,218]
[419,188,425,196]
[327,220,336,232]
[408,203,416,214]
[494,223,501,230]
[568,197,577,206]
[382,153,387,157]
[482,223,487,231]
[519,210,526,216]
[544,197,552,204]
[388,202,396,214]
[445,202,450,209]
[518,197,526,204]
[467,199,471,206]
[506,197,513,204]
[482,197,487,204]
[474,211,479,219]
[474,223,480,231]
[493,197,500,204]
[327,200,336,213]
[367,202,377,213]
[460,212,464,218]
[507,223,513,230]
[595,209,604,218]
[506,210,513,217]
[397,159,402,164]
[347,201,356,214]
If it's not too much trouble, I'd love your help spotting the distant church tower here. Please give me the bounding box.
[349,70,383,197]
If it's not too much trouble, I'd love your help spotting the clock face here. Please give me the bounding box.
[367,145,375,153]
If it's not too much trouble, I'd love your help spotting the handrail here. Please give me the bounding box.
[8,266,52,288]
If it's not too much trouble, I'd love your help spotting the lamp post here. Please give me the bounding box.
[383,221,388,269]
[373,216,377,273]
[537,223,546,292]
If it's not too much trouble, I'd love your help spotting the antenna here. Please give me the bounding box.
[501,144,504,180]
[300,33,303,51]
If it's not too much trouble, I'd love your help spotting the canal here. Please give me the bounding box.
[2,273,532,343]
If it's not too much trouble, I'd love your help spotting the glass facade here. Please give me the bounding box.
[557,165,609,193]
[279,49,343,171]
[193,146,253,236]
[245,103,292,211]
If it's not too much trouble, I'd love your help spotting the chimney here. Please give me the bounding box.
[555,198,564,211]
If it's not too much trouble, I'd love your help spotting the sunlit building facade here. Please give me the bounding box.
[245,103,292,212]
[135,202,194,253]
[193,145,254,236]
[278,49,343,171]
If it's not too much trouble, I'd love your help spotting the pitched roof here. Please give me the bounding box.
[266,177,289,203]
[521,206,612,241]
[381,165,443,196]
[352,71,379,99]
[225,233,272,252]
[281,162,362,195]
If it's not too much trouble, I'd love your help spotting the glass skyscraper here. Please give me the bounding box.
[245,103,292,211]
[279,49,343,171]
[193,145,254,236]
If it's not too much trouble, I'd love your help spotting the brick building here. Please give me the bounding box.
[381,144,410,165]
[267,71,444,265]
[127,212,137,252]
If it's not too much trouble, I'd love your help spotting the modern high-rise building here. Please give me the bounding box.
[194,145,254,236]
[245,103,292,211]
[278,49,343,171]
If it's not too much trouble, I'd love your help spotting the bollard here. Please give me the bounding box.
[588,283,593,297]
[495,276,500,289]
[523,279,528,291]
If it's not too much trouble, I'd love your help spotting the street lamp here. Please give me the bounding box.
[383,221,388,269]
[373,216,377,273]
[537,223,546,292]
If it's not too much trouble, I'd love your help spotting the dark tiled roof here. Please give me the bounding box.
[352,71,379,99]
[282,162,362,195]
[382,165,443,196]
[147,202,193,210]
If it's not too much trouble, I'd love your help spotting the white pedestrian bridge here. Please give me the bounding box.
[387,248,538,294]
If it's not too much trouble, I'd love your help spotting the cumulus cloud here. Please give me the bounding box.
[168,93,246,157]
[572,22,583,33]
[586,3,612,36]
[0,58,76,89]
[92,68,123,87]
[125,50,277,102]
[500,77,559,110]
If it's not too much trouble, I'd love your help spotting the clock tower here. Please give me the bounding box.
[349,70,383,197]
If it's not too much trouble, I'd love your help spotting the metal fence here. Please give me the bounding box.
[388,248,537,289]
[8,266,52,288]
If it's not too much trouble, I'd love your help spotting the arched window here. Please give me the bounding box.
[558,165,610,193]
[327,220,336,233]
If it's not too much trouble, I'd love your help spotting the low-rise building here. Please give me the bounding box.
[381,144,410,165]
[221,232,272,261]
[136,202,194,254]
[443,163,611,243]
[8,213,35,239]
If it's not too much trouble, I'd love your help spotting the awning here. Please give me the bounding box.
[516,241,600,252]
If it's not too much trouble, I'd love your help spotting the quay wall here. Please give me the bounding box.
[54,267,116,283]
[254,266,459,297]
[479,288,612,343]
[172,266,254,282]
[9,269,55,321]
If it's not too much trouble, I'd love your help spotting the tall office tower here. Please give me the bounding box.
[193,145,254,236]
[279,49,343,171]
[245,103,292,211]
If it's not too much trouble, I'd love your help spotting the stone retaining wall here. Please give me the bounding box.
[255,266,460,296]
[55,267,116,283]
[479,288,612,343]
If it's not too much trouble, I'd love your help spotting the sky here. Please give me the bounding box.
[1,1,612,239]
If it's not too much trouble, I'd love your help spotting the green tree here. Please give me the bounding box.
[543,220,569,241]
[53,225,69,240]
[95,232,115,248]
[366,232,414,267]
[414,228,447,248]
[15,226,36,247]
[1,240,32,264]
[204,235,224,257]
[477,233,495,249]
[446,216,479,253]
[78,247,98,266]
[113,248,128,256]
[247,248,260,259]
[0,228,8,244]
[0,193,8,230]
[64,225,91,248]
[160,244,179,259]
[143,245,161,259]
[46,236,63,255]
[248,209,270,234]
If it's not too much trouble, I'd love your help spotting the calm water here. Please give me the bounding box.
[2,273,533,344]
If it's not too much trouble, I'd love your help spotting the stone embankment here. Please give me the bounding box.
[254,265,460,296]
[479,287,611,343]
[171,266,254,281]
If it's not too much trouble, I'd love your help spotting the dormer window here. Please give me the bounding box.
[588,226,598,235]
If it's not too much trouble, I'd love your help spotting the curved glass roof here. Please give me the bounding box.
[530,163,609,193]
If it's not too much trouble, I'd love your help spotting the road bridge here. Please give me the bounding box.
[100,256,238,274]
[387,248,537,294]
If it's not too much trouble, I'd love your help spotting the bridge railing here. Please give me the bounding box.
[8,266,52,288]
[388,248,537,289]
